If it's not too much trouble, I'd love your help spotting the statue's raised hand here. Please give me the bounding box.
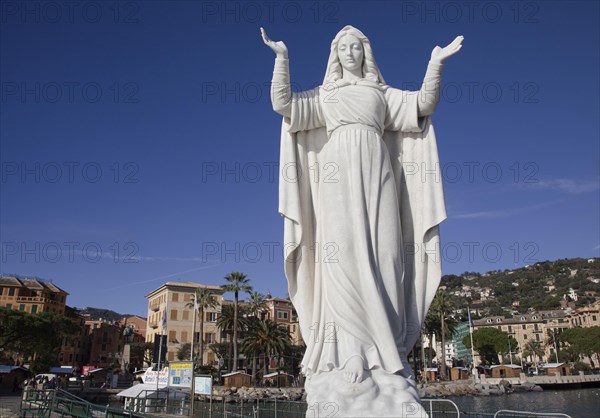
[261,27,288,59]
[430,35,464,64]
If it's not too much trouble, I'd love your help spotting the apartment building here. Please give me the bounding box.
[0,276,68,314]
[145,282,224,365]
[565,300,600,328]
[473,309,572,363]
[264,296,302,345]
[58,307,89,369]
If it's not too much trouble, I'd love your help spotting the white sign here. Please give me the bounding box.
[194,376,212,395]
[142,367,169,387]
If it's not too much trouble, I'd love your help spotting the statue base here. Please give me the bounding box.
[305,369,428,417]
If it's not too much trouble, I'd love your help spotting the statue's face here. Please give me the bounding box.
[337,34,364,74]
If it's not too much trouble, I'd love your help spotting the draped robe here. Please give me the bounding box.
[278,79,447,377]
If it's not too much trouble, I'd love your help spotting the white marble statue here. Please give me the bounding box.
[262,26,463,417]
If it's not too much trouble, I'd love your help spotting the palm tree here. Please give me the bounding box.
[423,310,438,369]
[247,291,267,319]
[523,339,545,373]
[545,329,562,363]
[241,319,291,377]
[216,304,250,371]
[186,287,218,365]
[221,272,252,372]
[245,291,268,383]
[430,290,456,380]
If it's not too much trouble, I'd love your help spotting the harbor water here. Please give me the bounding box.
[447,388,600,418]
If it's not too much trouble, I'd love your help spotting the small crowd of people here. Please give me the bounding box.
[23,375,65,390]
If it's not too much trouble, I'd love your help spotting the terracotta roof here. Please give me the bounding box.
[0,276,68,294]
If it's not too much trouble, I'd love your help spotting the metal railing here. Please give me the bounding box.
[493,411,572,418]
[421,398,461,417]
[19,388,153,418]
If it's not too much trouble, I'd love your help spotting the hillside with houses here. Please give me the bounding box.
[440,258,599,318]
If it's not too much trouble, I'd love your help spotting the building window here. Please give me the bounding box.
[31,305,37,313]
[172,293,179,302]
[169,330,177,343]
[101,344,107,351]
[524,334,527,340]
[182,310,189,321]
[204,333,214,344]
[535,334,540,341]
[206,312,217,322]
[19,304,25,311]
[181,331,188,343]
[171,309,178,321]
[8,288,15,296]
[6,304,12,309]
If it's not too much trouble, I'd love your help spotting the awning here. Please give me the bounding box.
[49,367,75,374]
[0,365,29,374]
[117,384,186,399]
[222,371,251,377]
[263,372,292,378]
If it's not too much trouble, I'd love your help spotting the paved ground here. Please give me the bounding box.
[0,393,21,418]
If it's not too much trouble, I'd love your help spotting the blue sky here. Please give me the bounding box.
[1,1,598,317]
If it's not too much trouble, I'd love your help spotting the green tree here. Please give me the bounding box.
[241,319,291,377]
[561,327,600,368]
[186,287,219,365]
[221,272,252,372]
[0,309,79,373]
[430,290,455,380]
[129,342,153,368]
[463,327,515,365]
[177,343,191,361]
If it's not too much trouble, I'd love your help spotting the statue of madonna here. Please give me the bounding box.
[262,26,463,417]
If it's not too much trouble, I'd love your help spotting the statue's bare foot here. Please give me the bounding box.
[343,356,365,383]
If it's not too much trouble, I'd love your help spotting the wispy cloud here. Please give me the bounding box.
[103,262,230,291]
[593,244,600,251]
[452,200,561,220]
[520,178,599,194]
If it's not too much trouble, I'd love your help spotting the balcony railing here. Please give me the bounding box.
[16,296,48,303]
[149,301,161,312]
[149,320,159,329]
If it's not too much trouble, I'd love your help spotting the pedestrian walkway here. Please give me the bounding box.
[0,393,21,418]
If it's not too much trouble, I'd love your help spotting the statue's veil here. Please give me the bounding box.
[323,25,386,85]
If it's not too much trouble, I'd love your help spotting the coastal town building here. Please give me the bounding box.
[145,282,224,365]
[264,296,302,345]
[0,276,68,314]
[58,307,89,369]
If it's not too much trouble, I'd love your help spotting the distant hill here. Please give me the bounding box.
[440,257,599,317]
[76,307,138,322]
